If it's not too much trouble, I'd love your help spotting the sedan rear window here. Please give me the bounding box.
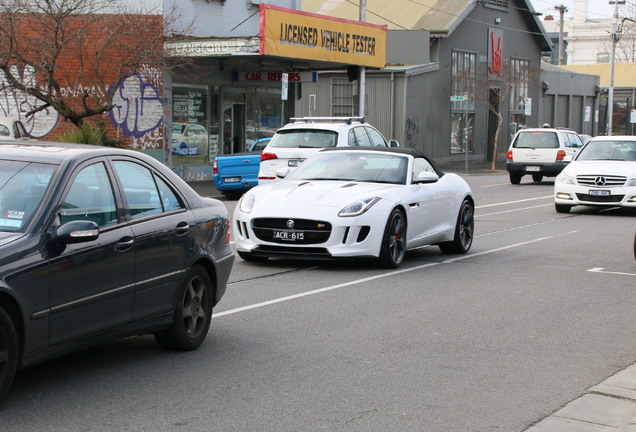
[513,132,558,149]
[268,129,337,148]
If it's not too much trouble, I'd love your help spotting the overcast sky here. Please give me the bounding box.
[529,0,617,21]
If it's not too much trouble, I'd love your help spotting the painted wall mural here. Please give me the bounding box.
[0,64,165,150]
[0,65,60,138]
[109,70,164,149]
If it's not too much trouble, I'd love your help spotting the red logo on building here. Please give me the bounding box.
[489,31,503,76]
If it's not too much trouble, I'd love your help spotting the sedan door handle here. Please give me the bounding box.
[116,237,134,251]
[175,222,189,235]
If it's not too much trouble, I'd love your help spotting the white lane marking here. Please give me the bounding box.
[476,195,553,209]
[587,268,636,276]
[214,235,566,318]
[476,203,552,218]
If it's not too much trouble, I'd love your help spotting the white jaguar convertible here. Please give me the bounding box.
[233,147,474,268]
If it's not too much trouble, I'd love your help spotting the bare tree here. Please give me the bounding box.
[455,59,538,170]
[0,0,187,127]
[599,2,636,63]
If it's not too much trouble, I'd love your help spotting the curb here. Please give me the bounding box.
[525,363,636,431]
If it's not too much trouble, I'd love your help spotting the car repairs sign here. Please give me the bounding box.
[260,4,387,68]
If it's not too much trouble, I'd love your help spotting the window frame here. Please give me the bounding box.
[510,57,530,113]
[108,157,187,223]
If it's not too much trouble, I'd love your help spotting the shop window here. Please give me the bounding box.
[451,112,475,154]
[510,58,529,112]
[451,50,476,111]
[172,87,214,165]
[246,87,281,148]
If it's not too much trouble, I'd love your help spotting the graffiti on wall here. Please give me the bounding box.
[406,117,420,148]
[0,65,60,138]
[0,64,165,149]
[109,70,164,149]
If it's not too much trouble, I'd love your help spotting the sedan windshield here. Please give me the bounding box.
[0,161,55,231]
[268,129,337,148]
[287,152,408,185]
[576,140,636,161]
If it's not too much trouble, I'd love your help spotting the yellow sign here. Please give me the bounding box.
[260,4,387,68]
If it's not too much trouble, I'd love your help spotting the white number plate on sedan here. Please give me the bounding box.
[525,166,541,172]
[273,230,304,241]
[589,190,610,196]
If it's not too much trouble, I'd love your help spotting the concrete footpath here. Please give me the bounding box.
[525,363,636,432]
[187,160,636,431]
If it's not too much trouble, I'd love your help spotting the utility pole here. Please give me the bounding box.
[358,0,366,118]
[555,4,568,65]
[608,0,626,136]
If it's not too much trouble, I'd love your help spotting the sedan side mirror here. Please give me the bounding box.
[56,220,99,244]
[389,140,400,148]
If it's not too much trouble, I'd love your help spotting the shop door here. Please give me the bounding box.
[222,104,246,154]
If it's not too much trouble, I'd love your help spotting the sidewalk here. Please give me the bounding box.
[525,362,636,431]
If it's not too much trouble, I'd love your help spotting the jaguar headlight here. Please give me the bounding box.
[239,192,255,213]
[339,197,381,217]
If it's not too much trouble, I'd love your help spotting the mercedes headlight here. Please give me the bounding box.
[557,171,575,185]
[338,197,381,217]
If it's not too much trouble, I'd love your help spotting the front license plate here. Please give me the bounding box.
[272,230,304,241]
[589,189,610,197]
[224,177,240,183]
[288,159,303,167]
[525,166,541,172]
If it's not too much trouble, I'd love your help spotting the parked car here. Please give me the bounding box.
[0,141,235,403]
[213,137,271,200]
[257,117,399,184]
[506,128,585,184]
[235,147,474,268]
[554,136,636,213]
[579,134,593,145]
[0,117,30,140]
[172,123,208,156]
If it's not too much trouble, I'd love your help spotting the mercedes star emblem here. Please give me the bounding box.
[594,176,606,186]
[286,219,295,229]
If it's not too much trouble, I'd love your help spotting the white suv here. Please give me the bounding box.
[257,117,399,184]
[506,128,584,184]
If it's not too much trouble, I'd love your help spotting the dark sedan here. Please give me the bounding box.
[0,142,235,403]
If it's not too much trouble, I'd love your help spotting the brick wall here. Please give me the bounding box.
[0,13,165,150]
